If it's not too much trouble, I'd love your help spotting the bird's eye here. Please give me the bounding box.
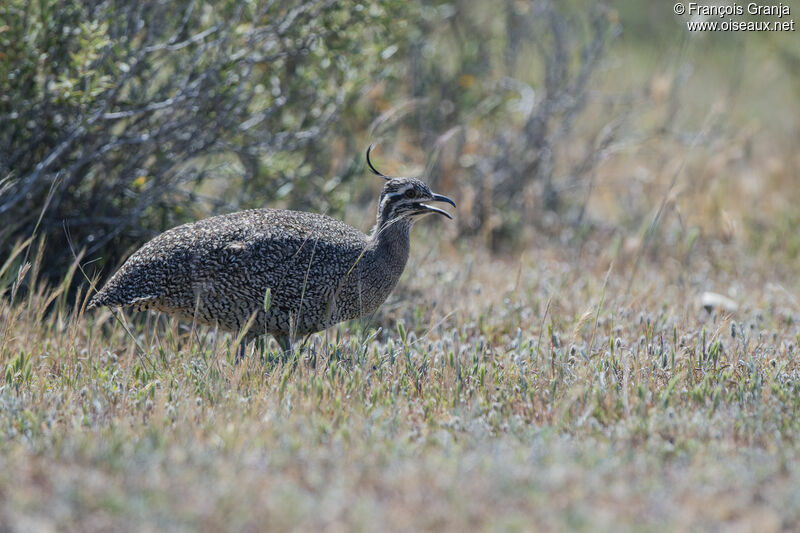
[404,190,415,199]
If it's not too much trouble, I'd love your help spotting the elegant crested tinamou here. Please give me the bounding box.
[89,146,455,355]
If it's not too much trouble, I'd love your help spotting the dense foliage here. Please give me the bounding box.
[0,0,406,280]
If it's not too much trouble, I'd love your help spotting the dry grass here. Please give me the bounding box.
[2,225,800,531]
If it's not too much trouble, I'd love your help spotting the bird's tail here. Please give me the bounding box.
[86,291,106,310]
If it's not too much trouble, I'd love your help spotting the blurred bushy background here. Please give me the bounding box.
[2,0,799,286]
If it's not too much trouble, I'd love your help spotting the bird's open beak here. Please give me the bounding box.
[419,193,456,220]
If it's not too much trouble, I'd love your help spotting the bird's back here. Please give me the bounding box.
[90,208,370,335]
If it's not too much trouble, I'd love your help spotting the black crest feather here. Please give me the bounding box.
[366,144,390,181]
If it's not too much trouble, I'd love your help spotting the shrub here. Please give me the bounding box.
[0,0,401,283]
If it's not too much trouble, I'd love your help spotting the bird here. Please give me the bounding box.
[88,145,456,356]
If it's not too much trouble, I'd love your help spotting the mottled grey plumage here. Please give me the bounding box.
[88,147,455,353]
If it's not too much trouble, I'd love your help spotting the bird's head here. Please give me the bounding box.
[367,145,456,231]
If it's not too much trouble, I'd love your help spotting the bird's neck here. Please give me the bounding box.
[368,217,413,248]
[365,217,412,281]
[330,216,412,319]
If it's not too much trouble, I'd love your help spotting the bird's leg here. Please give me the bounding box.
[235,332,259,364]
[235,338,248,364]
[274,334,292,360]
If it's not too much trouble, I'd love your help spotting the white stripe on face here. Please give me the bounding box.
[379,184,414,213]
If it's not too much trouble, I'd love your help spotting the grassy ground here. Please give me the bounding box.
[2,230,800,531]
